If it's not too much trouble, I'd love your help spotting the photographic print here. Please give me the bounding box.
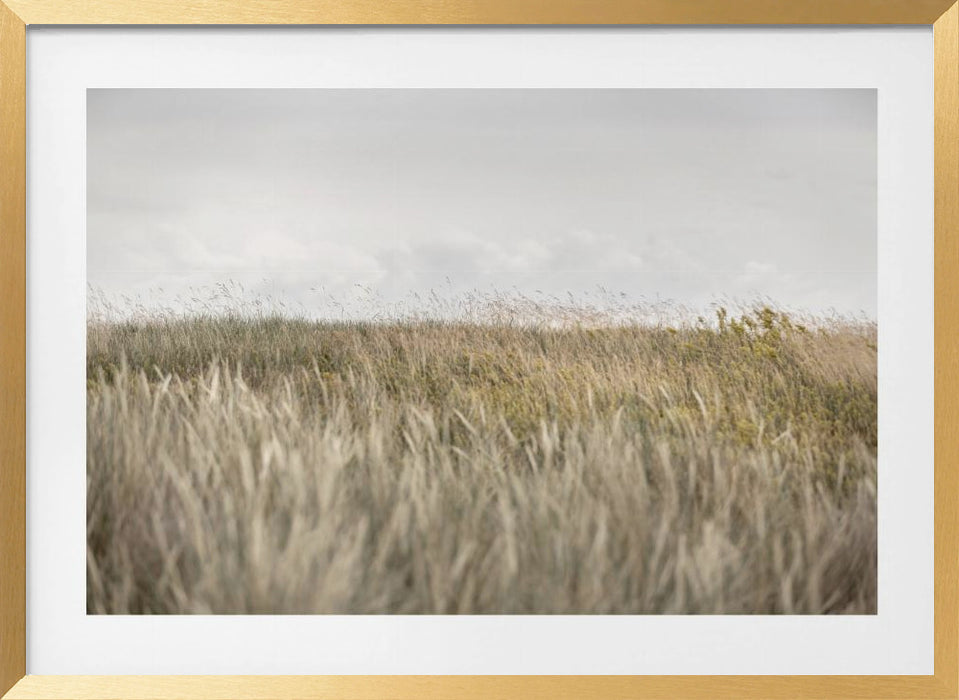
[86,88,877,614]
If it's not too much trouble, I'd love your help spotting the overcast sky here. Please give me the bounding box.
[87,88,876,320]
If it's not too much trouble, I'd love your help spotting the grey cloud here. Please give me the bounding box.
[88,88,876,319]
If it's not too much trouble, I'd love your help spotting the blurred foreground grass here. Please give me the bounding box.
[87,307,877,613]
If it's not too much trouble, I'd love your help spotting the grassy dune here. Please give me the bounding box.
[86,308,877,614]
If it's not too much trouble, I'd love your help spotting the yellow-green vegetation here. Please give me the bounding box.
[87,307,877,614]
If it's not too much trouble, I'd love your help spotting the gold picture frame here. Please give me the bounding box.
[1,1,956,697]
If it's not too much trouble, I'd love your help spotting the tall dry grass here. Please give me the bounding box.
[87,307,877,613]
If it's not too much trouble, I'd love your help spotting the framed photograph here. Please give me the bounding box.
[1,1,956,698]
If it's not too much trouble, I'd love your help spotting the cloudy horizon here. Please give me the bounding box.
[87,88,877,321]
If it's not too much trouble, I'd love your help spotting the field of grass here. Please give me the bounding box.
[87,307,877,614]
